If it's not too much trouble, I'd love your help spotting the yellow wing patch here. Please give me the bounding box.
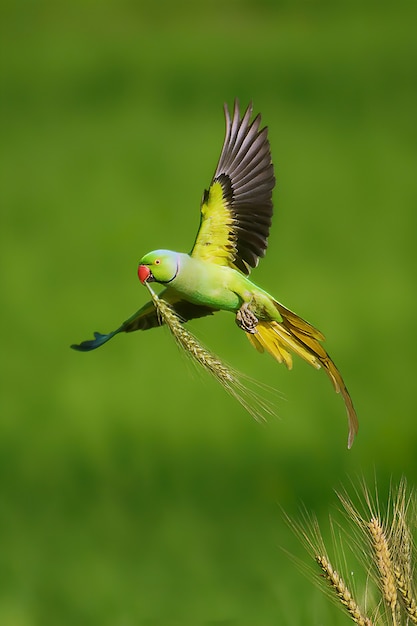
[191,180,237,266]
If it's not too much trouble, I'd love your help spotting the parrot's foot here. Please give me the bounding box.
[236,302,258,334]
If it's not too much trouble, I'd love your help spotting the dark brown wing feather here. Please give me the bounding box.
[123,288,218,332]
[71,289,217,351]
[191,100,275,275]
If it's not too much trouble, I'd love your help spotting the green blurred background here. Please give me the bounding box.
[1,1,416,624]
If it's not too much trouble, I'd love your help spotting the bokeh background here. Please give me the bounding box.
[1,1,416,624]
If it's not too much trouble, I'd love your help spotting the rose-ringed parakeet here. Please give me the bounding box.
[72,101,358,448]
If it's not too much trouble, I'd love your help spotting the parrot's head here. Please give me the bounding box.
[138,249,179,285]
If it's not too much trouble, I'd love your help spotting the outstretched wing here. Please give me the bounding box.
[71,289,218,352]
[191,100,275,275]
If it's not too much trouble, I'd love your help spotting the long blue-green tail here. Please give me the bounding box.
[71,299,160,352]
[71,328,122,352]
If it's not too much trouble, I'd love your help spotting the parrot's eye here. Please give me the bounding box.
[154,259,161,265]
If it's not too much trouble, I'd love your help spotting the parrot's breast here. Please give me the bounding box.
[169,255,245,312]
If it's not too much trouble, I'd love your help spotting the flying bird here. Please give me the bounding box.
[72,101,358,447]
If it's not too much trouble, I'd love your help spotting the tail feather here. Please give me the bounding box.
[247,324,294,368]
[246,302,359,448]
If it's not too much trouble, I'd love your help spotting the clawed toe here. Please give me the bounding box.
[236,302,258,334]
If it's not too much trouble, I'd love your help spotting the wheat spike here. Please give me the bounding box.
[393,564,417,624]
[145,283,276,422]
[368,517,398,625]
[316,555,374,625]
[291,480,417,626]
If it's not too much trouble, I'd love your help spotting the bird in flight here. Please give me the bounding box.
[72,100,358,447]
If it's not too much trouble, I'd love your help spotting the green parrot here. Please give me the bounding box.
[72,100,358,447]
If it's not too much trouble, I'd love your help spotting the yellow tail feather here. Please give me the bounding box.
[246,302,359,448]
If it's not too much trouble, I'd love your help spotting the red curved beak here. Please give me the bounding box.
[138,264,151,284]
